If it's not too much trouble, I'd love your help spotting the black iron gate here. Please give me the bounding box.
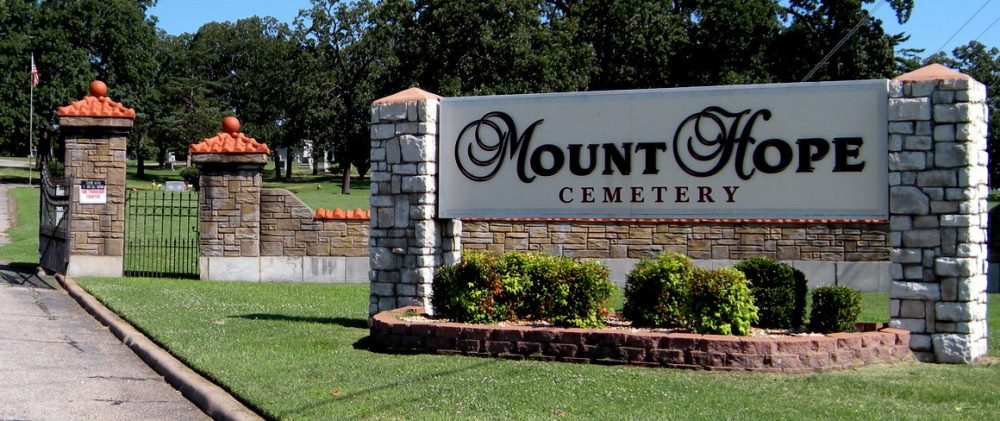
[124,189,199,278]
[38,162,70,273]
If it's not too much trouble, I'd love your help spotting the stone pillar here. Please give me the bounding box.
[369,88,462,317]
[56,81,134,277]
[888,64,990,363]
[190,117,270,281]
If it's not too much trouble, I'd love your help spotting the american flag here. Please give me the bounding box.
[30,55,39,87]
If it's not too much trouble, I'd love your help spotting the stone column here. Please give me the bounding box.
[369,88,462,317]
[191,117,270,281]
[56,81,134,277]
[888,64,990,363]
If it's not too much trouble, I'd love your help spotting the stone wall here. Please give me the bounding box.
[260,189,368,257]
[462,220,889,261]
[372,306,913,372]
[888,66,990,363]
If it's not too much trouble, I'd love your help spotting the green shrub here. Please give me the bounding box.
[622,253,694,327]
[734,257,805,329]
[524,255,614,327]
[809,286,863,333]
[686,267,758,335]
[431,251,614,328]
[431,252,511,324]
[792,268,808,329]
[179,166,200,191]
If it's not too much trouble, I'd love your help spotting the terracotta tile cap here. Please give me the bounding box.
[315,208,370,220]
[56,80,136,119]
[894,63,970,82]
[373,87,442,105]
[189,117,271,155]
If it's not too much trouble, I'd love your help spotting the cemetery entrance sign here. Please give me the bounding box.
[439,80,888,220]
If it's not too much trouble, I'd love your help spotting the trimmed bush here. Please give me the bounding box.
[431,252,511,324]
[179,166,200,191]
[687,267,758,336]
[431,251,614,328]
[622,253,694,327]
[792,268,808,329]
[734,257,805,329]
[809,286,863,333]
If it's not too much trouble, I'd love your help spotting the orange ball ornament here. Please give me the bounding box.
[89,80,108,97]
[222,116,240,134]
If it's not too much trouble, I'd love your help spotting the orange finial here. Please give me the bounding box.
[89,80,107,97]
[222,116,240,134]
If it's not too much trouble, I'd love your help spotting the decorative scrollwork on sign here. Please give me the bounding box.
[454,111,544,183]
[672,106,771,181]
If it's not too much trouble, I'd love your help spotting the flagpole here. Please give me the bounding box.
[28,55,34,187]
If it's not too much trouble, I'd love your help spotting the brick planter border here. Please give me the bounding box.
[371,307,913,372]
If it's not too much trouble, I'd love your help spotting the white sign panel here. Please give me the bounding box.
[79,180,107,204]
[439,80,889,220]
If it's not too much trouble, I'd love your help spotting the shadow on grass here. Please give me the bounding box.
[285,356,498,418]
[231,313,368,329]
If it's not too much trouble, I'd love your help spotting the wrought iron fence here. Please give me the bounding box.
[38,161,70,273]
[124,189,199,278]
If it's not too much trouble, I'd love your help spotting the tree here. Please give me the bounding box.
[0,0,158,163]
[770,0,913,82]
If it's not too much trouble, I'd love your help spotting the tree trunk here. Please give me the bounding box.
[136,133,146,179]
[341,163,351,195]
[273,151,283,180]
[284,148,294,181]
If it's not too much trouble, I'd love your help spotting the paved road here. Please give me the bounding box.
[0,267,210,420]
[0,158,31,169]
[0,185,209,420]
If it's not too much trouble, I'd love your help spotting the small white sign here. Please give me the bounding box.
[79,180,107,204]
[439,80,889,220]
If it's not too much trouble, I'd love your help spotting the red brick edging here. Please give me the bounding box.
[371,307,913,372]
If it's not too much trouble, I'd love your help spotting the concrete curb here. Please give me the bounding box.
[55,273,264,421]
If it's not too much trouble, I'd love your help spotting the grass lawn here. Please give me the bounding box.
[1,187,40,264]
[75,277,1000,420]
[125,162,370,211]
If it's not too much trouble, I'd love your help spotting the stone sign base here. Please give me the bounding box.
[372,307,913,372]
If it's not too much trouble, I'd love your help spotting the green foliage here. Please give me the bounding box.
[809,286,863,333]
[687,267,758,336]
[734,257,806,329]
[432,251,614,328]
[622,253,694,327]
[178,166,199,190]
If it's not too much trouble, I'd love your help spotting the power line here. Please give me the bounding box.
[932,0,993,56]
[801,0,885,82]
[974,13,1000,43]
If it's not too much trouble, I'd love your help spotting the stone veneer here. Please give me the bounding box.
[260,189,369,258]
[57,81,134,277]
[462,220,888,261]
[369,88,462,317]
[372,307,913,372]
[194,154,266,281]
[887,64,990,363]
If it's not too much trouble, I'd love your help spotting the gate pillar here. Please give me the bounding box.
[368,88,462,317]
[889,64,990,363]
[56,80,134,277]
[190,117,270,281]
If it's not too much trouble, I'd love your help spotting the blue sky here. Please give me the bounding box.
[148,0,1000,56]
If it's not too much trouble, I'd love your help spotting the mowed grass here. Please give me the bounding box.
[75,277,1000,421]
[126,162,371,211]
[1,187,40,264]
